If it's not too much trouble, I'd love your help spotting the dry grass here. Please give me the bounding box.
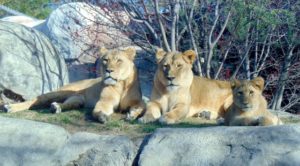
[0,109,217,138]
[1,108,299,139]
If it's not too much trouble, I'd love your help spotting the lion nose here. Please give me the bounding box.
[166,76,175,81]
[243,101,250,106]
[106,69,114,73]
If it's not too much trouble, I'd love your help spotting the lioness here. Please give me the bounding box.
[4,47,145,123]
[224,77,282,126]
[138,49,233,124]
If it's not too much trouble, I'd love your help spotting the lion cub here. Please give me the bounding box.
[224,77,282,126]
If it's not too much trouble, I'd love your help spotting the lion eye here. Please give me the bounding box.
[102,59,108,64]
[163,64,168,70]
[177,64,182,68]
[249,90,254,96]
[237,91,243,96]
[117,59,123,63]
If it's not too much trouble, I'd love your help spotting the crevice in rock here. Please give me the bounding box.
[132,134,152,166]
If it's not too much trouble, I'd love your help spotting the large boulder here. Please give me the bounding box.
[0,21,69,100]
[0,116,69,166]
[67,134,136,166]
[138,126,300,166]
[0,116,137,166]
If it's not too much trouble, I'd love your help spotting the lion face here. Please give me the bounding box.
[99,47,136,85]
[155,49,196,92]
[231,77,265,111]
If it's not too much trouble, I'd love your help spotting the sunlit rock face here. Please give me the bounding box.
[0,21,69,100]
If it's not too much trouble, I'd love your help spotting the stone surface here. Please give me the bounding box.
[0,116,136,166]
[138,125,300,166]
[0,116,69,166]
[68,135,136,166]
[1,113,299,166]
[0,21,69,100]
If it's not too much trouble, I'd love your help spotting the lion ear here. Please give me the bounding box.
[99,47,108,58]
[124,47,136,60]
[230,79,240,89]
[182,50,196,64]
[251,77,265,91]
[156,48,167,63]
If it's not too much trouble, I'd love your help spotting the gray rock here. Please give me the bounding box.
[68,134,137,166]
[0,116,136,166]
[138,125,300,166]
[0,21,69,100]
[0,116,69,166]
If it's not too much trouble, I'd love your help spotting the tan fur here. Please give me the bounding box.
[138,49,232,124]
[224,77,283,126]
[4,48,145,123]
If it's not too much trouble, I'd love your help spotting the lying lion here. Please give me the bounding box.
[138,49,233,124]
[4,47,145,123]
[224,77,283,126]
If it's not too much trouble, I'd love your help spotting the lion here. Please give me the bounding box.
[3,47,145,123]
[138,49,233,124]
[224,77,283,126]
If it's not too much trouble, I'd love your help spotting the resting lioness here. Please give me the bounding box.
[224,77,283,126]
[138,49,233,124]
[4,47,145,123]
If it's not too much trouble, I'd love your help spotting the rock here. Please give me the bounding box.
[0,21,69,100]
[35,2,131,64]
[0,116,136,166]
[68,62,97,82]
[67,134,136,166]
[0,16,45,27]
[138,126,300,166]
[0,116,69,166]
[134,50,156,99]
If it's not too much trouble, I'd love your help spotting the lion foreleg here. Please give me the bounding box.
[126,101,146,121]
[50,95,85,113]
[138,102,161,123]
[229,117,259,126]
[257,115,283,126]
[4,99,37,113]
[159,103,189,124]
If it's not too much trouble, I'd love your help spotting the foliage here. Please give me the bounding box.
[0,0,51,19]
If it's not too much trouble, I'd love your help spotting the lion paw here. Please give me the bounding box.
[97,112,110,124]
[126,113,137,121]
[50,102,62,114]
[3,104,12,113]
[216,118,225,125]
[138,115,156,124]
[158,116,176,125]
[198,111,211,120]
[126,107,143,121]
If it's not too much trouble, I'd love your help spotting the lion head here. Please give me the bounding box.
[99,47,136,85]
[231,77,265,111]
[155,49,196,92]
